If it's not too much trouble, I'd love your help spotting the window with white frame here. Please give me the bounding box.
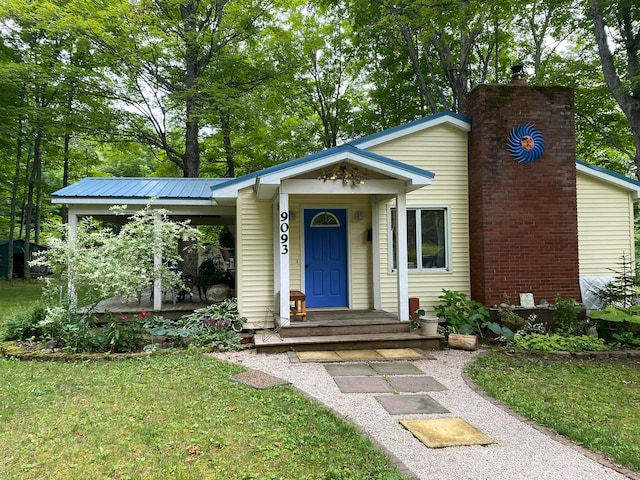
[390,207,449,271]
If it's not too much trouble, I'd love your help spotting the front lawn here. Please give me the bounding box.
[0,352,404,480]
[0,279,43,319]
[466,350,640,472]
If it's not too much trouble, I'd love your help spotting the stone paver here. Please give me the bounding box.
[324,363,377,377]
[369,361,424,376]
[296,351,342,362]
[336,349,384,360]
[333,375,393,393]
[376,348,424,359]
[387,375,447,392]
[400,417,495,448]
[375,394,450,415]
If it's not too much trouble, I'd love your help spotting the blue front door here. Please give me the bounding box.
[304,208,348,308]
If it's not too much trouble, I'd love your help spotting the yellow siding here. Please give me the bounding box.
[236,188,274,328]
[577,172,635,276]
[367,123,471,315]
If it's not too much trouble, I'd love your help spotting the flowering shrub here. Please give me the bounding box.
[31,204,198,313]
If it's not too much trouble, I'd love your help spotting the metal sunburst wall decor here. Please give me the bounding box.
[507,123,545,164]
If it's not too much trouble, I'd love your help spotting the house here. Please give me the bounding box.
[52,81,640,335]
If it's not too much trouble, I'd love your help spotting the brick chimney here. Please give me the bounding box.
[466,81,581,306]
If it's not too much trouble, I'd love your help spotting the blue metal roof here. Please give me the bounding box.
[53,177,231,200]
[576,159,640,189]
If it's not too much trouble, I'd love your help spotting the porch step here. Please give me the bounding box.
[254,331,442,354]
[278,320,411,338]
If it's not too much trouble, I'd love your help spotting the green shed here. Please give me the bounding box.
[0,239,47,279]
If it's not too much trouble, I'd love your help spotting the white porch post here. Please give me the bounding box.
[67,210,78,309]
[276,193,291,326]
[153,212,162,312]
[371,196,381,310]
[395,193,409,321]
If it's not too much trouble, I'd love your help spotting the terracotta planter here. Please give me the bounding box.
[420,316,439,336]
[448,333,478,351]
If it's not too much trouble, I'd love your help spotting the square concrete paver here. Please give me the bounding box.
[375,394,450,415]
[400,417,495,448]
[376,348,424,359]
[324,363,377,377]
[387,376,447,393]
[335,350,384,360]
[333,376,393,393]
[296,351,343,362]
[370,362,424,376]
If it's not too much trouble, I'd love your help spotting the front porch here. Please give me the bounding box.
[90,287,210,321]
[255,309,442,353]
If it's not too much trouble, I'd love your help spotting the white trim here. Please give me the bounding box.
[281,179,416,195]
[277,194,291,326]
[260,151,427,185]
[388,204,451,274]
[52,198,216,206]
[576,163,640,199]
[396,194,409,321]
[355,115,471,149]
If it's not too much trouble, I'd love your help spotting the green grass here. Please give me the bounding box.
[467,351,640,472]
[0,352,404,480]
[0,279,44,320]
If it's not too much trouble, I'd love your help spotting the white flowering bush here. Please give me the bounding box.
[32,204,198,314]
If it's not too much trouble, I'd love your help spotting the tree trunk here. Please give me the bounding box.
[391,6,437,113]
[7,90,25,280]
[220,111,235,177]
[590,0,640,177]
[23,124,44,279]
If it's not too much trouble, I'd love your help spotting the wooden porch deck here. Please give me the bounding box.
[256,309,443,353]
[90,287,209,321]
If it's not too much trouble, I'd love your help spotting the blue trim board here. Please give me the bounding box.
[348,110,470,147]
[576,159,640,188]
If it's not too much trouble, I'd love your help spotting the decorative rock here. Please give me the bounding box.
[609,351,628,359]
[206,284,232,302]
[589,351,610,360]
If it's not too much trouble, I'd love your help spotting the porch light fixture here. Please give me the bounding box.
[355,211,364,221]
[317,163,365,186]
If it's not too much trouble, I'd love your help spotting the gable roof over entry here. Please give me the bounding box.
[211,144,435,201]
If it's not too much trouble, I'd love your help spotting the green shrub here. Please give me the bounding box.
[0,304,47,341]
[497,307,526,332]
[514,333,608,352]
[103,313,145,353]
[552,294,587,335]
[180,298,247,350]
[434,289,489,336]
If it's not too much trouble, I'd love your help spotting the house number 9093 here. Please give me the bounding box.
[280,212,289,254]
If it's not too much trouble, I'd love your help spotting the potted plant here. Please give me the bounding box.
[434,289,490,351]
[414,308,440,336]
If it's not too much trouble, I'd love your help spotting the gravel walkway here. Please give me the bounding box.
[211,348,635,480]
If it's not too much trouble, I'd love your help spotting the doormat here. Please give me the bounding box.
[230,369,290,389]
[400,417,494,448]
